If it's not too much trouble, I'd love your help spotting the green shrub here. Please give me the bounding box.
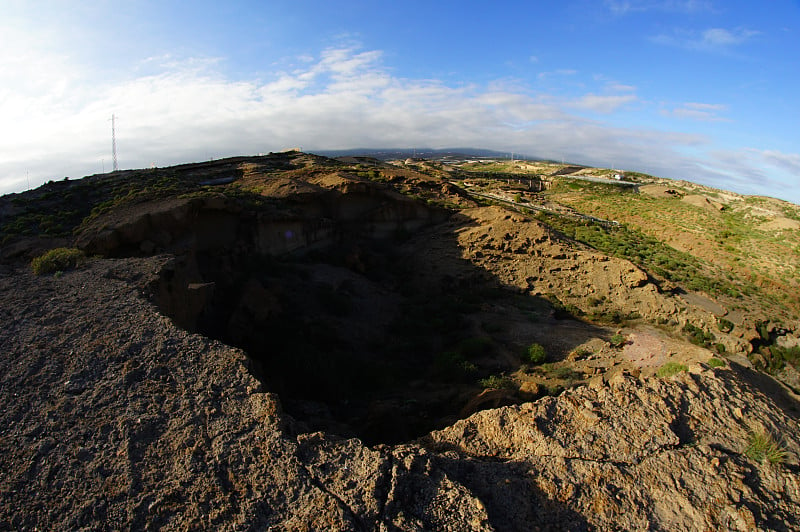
[656,362,688,378]
[434,351,477,379]
[524,343,547,364]
[537,362,555,373]
[31,248,84,275]
[755,343,800,375]
[586,296,603,307]
[479,374,515,390]
[545,384,565,396]
[547,365,581,380]
[682,323,714,348]
[773,345,800,370]
[745,429,788,465]
[609,334,627,348]
[571,347,592,359]
[717,318,734,333]
[459,360,478,373]
[756,321,771,342]
[707,357,726,368]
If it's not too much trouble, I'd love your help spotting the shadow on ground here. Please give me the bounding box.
[152,207,606,445]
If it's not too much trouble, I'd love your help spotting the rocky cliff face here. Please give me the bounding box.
[76,180,441,260]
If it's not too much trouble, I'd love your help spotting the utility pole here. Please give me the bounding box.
[111,114,118,172]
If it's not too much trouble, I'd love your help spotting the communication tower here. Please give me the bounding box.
[111,114,119,172]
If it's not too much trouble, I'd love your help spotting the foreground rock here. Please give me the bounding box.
[1,258,798,530]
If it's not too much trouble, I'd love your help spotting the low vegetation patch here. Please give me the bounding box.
[524,343,547,364]
[717,318,734,333]
[609,334,627,348]
[570,347,592,359]
[748,321,800,374]
[535,363,582,381]
[479,374,515,390]
[544,294,584,319]
[656,362,688,378]
[745,429,788,465]
[533,211,755,301]
[707,357,726,368]
[433,351,477,380]
[31,248,85,275]
[682,323,715,349]
[751,343,800,375]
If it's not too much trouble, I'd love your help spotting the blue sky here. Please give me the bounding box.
[2,0,799,203]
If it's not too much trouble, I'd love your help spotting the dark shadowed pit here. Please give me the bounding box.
[151,239,534,445]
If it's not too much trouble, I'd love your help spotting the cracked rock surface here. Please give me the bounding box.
[1,257,799,531]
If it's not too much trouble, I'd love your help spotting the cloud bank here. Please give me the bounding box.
[0,44,797,203]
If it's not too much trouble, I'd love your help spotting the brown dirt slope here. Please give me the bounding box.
[0,259,797,530]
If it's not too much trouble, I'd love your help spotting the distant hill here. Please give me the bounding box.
[316,147,547,162]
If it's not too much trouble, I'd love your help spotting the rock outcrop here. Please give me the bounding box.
[1,258,798,530]
[76,176,443,260]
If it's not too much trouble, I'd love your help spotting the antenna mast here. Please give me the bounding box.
[111,114,118,172]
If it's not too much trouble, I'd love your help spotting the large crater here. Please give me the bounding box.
[154,240,517,444]
[80,183,517,444]
[74,165,583,443]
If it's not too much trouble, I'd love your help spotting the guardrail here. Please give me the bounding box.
[451,184,618,227]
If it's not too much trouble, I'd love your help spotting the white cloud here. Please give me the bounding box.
[537,69,578,80]
[758,150,800,176]
[701,28,759,47]
[604,0,713,14]
[569,93,638,113]
[592,74,637,92]
[666,102,729,121]
[692,148,800,201]
[684,103,726,111]
[652,27,759,52]
[608,83,637,92]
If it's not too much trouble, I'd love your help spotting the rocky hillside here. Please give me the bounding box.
[1,151,799,530]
